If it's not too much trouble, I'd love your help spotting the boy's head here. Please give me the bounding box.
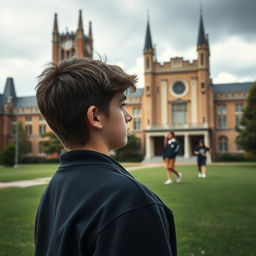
[36,58,137,149]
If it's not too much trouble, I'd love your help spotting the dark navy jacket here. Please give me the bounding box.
[163,139,180,159]
[35,150,177,256]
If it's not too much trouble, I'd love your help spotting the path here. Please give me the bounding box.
[0,163,163,189]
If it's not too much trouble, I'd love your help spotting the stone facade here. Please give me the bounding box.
[125,15,253,160]
[0,12,253,160]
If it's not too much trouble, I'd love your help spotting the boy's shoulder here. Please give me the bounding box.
[54,161,160,207]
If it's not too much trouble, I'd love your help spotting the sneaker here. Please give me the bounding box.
[176,172,182,183]
[164,179,173,184]
[198,172,202,178]
[202,174,206,178]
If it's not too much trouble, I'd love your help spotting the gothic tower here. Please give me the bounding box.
[52,10,93,63]
[196,11,214,129]
[142,17,156,130]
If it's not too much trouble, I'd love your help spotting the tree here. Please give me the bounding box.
[17,122,31,157]
[1,143,15,166]
[41,132,63,156]
[237,82,256,157]
[115,134,142,161]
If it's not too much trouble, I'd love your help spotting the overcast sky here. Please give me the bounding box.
[0,0,256,96]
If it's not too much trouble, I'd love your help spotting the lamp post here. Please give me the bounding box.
[14,115,19,168]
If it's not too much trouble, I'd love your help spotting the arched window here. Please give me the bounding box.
[218,136,228,152]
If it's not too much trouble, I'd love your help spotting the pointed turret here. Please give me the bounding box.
[144,20,153,50]
[53,13,58,34]
[52,13,60,63]
[77,9,84,33]
[197,9,210,68]
[197,13,207,46]
[76,10,85,57]
[143,14,155,129]
[3,77,16,99]
[89,21,92,39]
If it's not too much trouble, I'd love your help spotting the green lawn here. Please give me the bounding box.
[0,163,134,182]
[0,163,255,256]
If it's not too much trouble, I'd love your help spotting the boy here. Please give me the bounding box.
[34,58,177,256]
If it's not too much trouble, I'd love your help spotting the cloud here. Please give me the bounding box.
[211,36,256,80]
[1,0,256,95]
[127,57,144,88]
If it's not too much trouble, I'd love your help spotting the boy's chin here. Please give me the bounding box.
[112,139,128,151]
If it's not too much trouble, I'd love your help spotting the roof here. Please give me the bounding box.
[212,82,254,94]
[197,15,207,46]
[126,88,144,98]
[14,96,37,108]
[4,77,16,99]
[0,94,5,107]
[144,20,153,50]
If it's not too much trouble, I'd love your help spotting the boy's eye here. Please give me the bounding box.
[121,103,127,108]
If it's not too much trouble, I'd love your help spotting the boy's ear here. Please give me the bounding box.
[87,105,103,129]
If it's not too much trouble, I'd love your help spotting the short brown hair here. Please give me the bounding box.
[36,58,137,147]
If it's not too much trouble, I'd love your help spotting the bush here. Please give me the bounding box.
[21,157,59,164]
[1,143,15,166]
[115,135,143,162]
[0,151,3,164]
[215,153,256,162]
[112,152,144,162]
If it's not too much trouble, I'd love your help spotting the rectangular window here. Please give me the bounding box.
[25,125,32,136]
[39,124,46,135]
[25,116,32,122]
[146,57,150,69]
[172,103,187,125]
[133,119,141,131]
[235,103,244,127]
[201,82,205,93]
[146,86,150,96]
[216,104,227,129]
[133,108,141,118]
[235,103,244,113]
[200,53,204,65]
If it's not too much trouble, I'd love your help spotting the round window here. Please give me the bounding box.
[173,81,185,95]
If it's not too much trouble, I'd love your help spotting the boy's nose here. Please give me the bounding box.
[124,109,132,123]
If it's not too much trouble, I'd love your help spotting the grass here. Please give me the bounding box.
[0,163,134,182]
[0,164,58,182]
[0,163,255,255]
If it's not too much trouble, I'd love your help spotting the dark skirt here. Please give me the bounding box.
[197,158,207,166]
[163,147,175,159]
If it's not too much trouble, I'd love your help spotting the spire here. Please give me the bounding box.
[197,11,207,46]
[53,13,58,33]
[77,9,84,32]
[144,15,153,50]
[3,77,16,99]
[89,21,92,39]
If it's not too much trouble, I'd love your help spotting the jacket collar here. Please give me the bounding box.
[59,149,127,173]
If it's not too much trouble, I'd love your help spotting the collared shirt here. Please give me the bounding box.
[35,150,177,256]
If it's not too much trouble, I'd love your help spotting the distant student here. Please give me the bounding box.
[162,131,182,184]
[34,58,177,256]
[194,140,210,178]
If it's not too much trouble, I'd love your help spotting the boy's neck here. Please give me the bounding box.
[65,144,110,156]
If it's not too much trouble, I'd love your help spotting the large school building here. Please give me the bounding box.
[0,11,253,160]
